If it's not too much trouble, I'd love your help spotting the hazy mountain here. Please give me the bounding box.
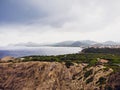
[10,40,120,47]
[51,40,96,47]
[80,40,97,45]
[71,41,89,47]
[53,41,74,46]
[50,41,74,47]
[102,41,119,45]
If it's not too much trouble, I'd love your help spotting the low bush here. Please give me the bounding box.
[96,77,106,85]
[84,69,93,79]
[65,61,74,68]
[86,76,94,84]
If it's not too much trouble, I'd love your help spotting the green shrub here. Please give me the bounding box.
[103,67,109,71]
[96,77,106,85]
[65,61,74,68]
[84,69,93,79]
[105,64,120,73]
[105,86,113,90]
[86,76,94,84]
[89,59,97,66]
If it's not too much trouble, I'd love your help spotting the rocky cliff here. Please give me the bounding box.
[0,61,119,90]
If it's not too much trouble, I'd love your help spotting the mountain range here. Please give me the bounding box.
[11,40,120,47]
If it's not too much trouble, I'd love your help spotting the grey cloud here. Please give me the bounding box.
[1,0,120,32]
[24,0,120,31]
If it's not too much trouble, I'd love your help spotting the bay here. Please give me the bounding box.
[0,46,82,58]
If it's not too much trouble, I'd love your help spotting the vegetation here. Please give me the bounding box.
[103,67,109,72]
[84,69,93,79]
[22,53,120,64]
[82,47,120,54]
[21,48,120,72]
[96,77,106,85]
[65,61,74,68]
[86,76,94,84]
[105,64,120,72]
[105,86,112,90]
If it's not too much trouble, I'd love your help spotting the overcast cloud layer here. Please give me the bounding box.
[0,0,120,46]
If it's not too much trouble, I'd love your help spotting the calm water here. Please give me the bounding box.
[0,46,82,58]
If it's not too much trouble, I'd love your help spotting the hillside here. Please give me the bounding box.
[10,40,120,47]
[81,47,120,54]
[0,48,120,90]
[50,40,97,47]
[0,61,119,90]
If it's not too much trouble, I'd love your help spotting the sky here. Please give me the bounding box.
[0,0,120,46]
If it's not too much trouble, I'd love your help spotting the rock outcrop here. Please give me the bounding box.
[0,56,15,62]
[0,61,118,90]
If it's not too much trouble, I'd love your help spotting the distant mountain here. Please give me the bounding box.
[90,43,104,47]
[71,41,89,47]
[51,40,97,47]
[10,40,120,47]
[102,41,119,45]
[52,41,75,47]
[80,40,97,45]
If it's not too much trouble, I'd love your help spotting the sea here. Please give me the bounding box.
[0,46,82,58]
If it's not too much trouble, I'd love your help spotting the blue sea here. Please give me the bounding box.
[0,46,82,58]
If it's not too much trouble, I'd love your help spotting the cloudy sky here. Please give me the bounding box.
[0,0,120,46]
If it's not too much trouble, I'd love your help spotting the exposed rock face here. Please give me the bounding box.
[98,59,109,64]
[0,61,117,90]
[1,56,15,62]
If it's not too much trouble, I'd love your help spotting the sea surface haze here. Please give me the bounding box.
[0,46,82,58]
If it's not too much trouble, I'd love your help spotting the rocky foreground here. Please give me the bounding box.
[0,61,119,90]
